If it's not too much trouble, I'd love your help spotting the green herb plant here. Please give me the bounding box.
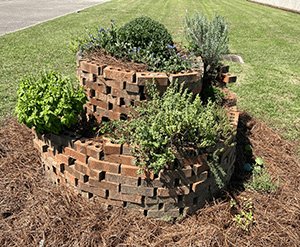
[245,157,279,193]
[103,80,234,186]
[14,70,87,134]
[230,197,254,231]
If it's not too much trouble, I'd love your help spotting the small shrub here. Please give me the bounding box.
[103,80,234,179]
[183,10,229,79]
[14,70,87,134]
[118,16,174,57]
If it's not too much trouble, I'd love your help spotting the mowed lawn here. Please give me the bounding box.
[0,0,299,148]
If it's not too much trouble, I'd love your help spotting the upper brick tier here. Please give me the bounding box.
[76,55,204,123]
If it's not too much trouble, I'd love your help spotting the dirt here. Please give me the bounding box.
[1,107,300,246]
[87,49,148,72]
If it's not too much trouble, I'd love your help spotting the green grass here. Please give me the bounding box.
[0,0,299,147]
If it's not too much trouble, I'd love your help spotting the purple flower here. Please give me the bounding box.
[152,52,155,55]
[190,52,193,55]
[107,28,110,31]
[97,33,100,37]
[78,43,81,46]
[183,55,186,59]
[99,28,104,32]
[137,47,140,51]
[111,19,114,22]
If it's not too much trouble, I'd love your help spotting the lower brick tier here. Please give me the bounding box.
[33,116,238,219]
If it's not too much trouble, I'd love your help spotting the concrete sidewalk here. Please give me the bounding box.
[0,0,111,36]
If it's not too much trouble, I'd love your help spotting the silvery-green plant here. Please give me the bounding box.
[183,10,229,80]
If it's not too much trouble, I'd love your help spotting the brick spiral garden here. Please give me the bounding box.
[32,56,239,219]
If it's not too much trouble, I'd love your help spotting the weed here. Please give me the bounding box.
[245,157,280,193]
[231,197,254,231]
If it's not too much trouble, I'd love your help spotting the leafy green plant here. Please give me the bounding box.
[14,70,87,134]
[245,157,279,193]
[118,16,174,57]
[103,80,234,179]
[183,10,229,80]
[231,197,254,231]
[76,19,202,73]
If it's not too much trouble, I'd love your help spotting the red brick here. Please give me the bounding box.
[136,72,168,86]
[191,171,208,192]
[192,180,206,192]
[183,171,208,185]
[96,196,124,207]
[78,181,107,197]
[63,147,87,164]
[74,139,92,155]
[89,178,119,191]
[103,66,136,83]
[75,160,89,175]
[89,62,99,75]
[80,60,90,72]
[65,171,77,186]
[86,142,103,160]
[109,190,143,204]
[121,184,154,197]
[33,138,48,153]
[56,153,70,165]
[105,172,138,186]
[121,165,143,178]
[84,102,93,111]
[157,188,171,197]
[219,73,237,83]
[47,147,56,160]
[114,105,130,115]
[97,107,120,121]
[192,163,209,175]
[178,154,207,167]
[169,71,200,85]
[65,164,80,177]
[103,142,122,155]
[122,143,134,155]
[88,157,120,173]
[126,82,139,93]
[105,154,135,166]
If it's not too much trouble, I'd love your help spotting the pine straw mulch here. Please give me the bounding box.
[0,112,300,247]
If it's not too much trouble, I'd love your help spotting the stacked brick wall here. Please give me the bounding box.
[32,56,239,219]
[76,55,203,123]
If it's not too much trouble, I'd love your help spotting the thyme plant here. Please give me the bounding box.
[104,80,234,184]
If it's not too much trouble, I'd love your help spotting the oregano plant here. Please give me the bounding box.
[14,70,87,134]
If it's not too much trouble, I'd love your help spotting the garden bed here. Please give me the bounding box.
[32,55,239,219]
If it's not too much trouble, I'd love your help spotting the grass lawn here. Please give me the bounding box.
[0,0,299,148]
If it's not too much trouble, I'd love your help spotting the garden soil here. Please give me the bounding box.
[1,107,300,245]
